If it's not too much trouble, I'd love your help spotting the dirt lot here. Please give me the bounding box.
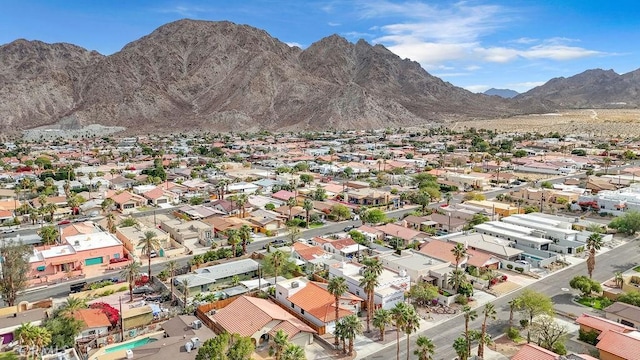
[450,109,640,137]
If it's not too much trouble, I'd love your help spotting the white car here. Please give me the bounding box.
[515,260,530,265]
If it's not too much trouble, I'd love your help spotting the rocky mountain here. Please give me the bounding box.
[517,69,640,108]
[2,19,637,134]
[0,19,531,134]
[484,88,519,99]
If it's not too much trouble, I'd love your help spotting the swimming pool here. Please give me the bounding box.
[104,337,157,353]
[525,255,544,261]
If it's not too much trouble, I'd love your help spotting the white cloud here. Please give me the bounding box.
[155,5,211,17]
[465,65,482,71]
[328,22,341,27]
[522,44,602,60]
[285,42,304,48]
[385,42,473,68]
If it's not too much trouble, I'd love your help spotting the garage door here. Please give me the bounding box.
[85,257,103,266]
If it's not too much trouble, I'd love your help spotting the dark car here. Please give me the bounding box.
[69,281,88,294]
[132,286,154,295]
[343,225,356,232]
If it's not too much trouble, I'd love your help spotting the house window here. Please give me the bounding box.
[356,290,359,296]
[114,253,120,259]
[301,309,305,315]
[290,302,294,308]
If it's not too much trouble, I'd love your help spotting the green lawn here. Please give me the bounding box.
[309,223,324,229]
[633,265,640,272]
[576,296,612,310]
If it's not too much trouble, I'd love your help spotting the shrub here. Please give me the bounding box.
[455,294,468,305]
[515,267,524,273]
[552,341,567,355]
[519,319,529,328]
[118,286,128,292]
[506,264,513,270]
[507,327,520,340]
[578,329,599,345]
[501,275,508,281]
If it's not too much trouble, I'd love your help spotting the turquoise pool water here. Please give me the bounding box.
[105,337,157,353]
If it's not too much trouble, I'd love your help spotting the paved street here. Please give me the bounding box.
[361,237,640,360]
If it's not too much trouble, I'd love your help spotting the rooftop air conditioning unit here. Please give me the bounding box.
[192,320,202,330]
[291,281,299,288]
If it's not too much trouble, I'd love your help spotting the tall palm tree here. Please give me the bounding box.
[32,327,52,358]
[451,243,467,291]
[508,297,522,329]
[586,232,603,278]
[165,260,178,302]
[614,271,624,288]
[15,322,37,359]
[414,335,436,360]
[268,250,287,287]
[238,224,253,255]
[101,198,115,214]
[234,193,249,218]
[372,308,392,341]
[341,314,363,356]
[286,196,297,221]
[121,261,142,302]
[302,199,313,228]
[44,202,57,222]
[334,319,347,354]
[391,302,409,360]
[139,230,161,278]
[225,229,240,258]
[403,305,421,360]
[453,336,469,360]
[281,344,306,360]
[269,329,289,360]
[181,279,190,310]
[462,305,478,357]
[327,276,348,347]
[361,257,383,332]
[478,303,497,358]
[106,212,116,233]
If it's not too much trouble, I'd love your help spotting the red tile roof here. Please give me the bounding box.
[212,296,315,338]
[596,330,640,360]
[576,313,635,339]
[287,282,353,323]
[292,243,328,261]
[72,309,111,329]
[511,343,560,360]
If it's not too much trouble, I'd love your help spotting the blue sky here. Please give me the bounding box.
[1,0,638,93]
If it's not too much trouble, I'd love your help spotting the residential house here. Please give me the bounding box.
[577,313,636,340]
[142,187,179,206]
[596,330,640,360]
[247,209,284,234]
[346,188,400,208]
[291,242,333,273]
[28,231,125,286]
[72,309,112,341]
[115,225,170,259]
[463,200,519,218]
[160,219,213,246]
[0,307,48,345]
[403,215,437,232]
[211,295,316,346]
[274,277,361,333]
[311,236,368,259]
[176,204,224,220]
[109,191,147,214]
[420,240,501,271]
[377,249,451,286]
[512,343,564,360]
[375,223,430,245]
[207,199,237,215]
[328,261,409,310]
[443,233,524,262]
[174,259,260,295]
[272,190,297,202]
[429,213,467,233]
[604,302,640,330]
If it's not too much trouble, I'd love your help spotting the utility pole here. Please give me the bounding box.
[119,296,125,342]
[539,191,545,213]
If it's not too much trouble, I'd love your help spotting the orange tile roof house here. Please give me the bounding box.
[211,295,315,347]
[512,343,562,360]
[275,277,361,334]
[596,330,640,360]
[375,223,430,245]
[72,309,112,340]
[577,313,636,340]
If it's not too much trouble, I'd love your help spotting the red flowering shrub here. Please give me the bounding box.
[135,275,149,287]
[90,302,120,327]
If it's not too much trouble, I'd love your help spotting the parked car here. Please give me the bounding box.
[343,225,356,232]
[515,260,530,265]
[69,281,88,294]
[132,286,154,295]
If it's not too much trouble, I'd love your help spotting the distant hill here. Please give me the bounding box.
[517,68,640,108]
[484,88,519,98]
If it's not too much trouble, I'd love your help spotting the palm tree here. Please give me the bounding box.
[121,261,142,302]
[327,276,348,347]
[225,229,240,258]
[341,314,363,356]
[44,202,57,222]
[106,212,116,233]
[286,196,297,221]
[478,303,497,358]
[281,344,306,360]
[165,260,178,302]
[269,329,289,360]
[508,297,522,328]
[586,232,603,278]
[37,225,58,247]
[391,302,409,360]
[361,257,383,332]
[453,336,469,360]
[139,231,161,278]
[268,250,287,287]
[238,224,253,255]
[302,199,313,228]
[444,192,453,206]
[403,305,421,360]
[334,319,347,354]
[32,327,52,358]
[59,297,88,317]
[414,335,436,360]
[447,269,467,293]
[181,279,190,310]
[462,305,477,356]
[234,193,249,218]
[16,322,37,359]
[372,308,392,341]
[101,198,115,214]
[614,271,624,288]
[451,243,467,291]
